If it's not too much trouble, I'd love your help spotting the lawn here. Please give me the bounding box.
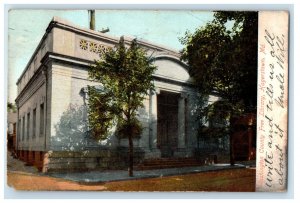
[103,168,256,192]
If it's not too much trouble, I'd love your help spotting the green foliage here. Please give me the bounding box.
[7,102,17,113]
[87,37,157,140]
[180,11,258,129]
[181,11,258,157]
[116,118,143,139]
[87,85,119,140]
[88,37,156,176]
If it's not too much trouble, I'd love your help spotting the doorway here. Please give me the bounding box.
[157,91,179,157]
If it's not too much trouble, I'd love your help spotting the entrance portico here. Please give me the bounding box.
[148,88,190,158]
[143,54,195,159]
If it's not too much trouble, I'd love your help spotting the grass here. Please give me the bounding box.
[103,168,256,191]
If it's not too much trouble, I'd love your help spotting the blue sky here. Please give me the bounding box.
[8,10,214,102]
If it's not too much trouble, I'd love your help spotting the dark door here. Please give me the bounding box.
[157,91,179,157]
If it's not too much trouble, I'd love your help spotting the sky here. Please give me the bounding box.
[7,10,214,103]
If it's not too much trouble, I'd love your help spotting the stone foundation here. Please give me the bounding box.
[17,147,145,173]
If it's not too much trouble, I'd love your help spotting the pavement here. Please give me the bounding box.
[48,164,247,184]
[6,151,39,175]
[7,151,255,184]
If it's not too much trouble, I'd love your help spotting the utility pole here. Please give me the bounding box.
[88,10,110,33]
[89,10,95,30]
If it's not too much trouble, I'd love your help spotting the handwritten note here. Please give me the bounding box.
[256,11,288,192]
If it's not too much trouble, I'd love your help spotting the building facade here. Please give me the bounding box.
[15,17,199,172]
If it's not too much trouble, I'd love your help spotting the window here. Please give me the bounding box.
[17,119,21,142]
[22,116,25,141]
[40,151,43,161]
[13,123,16,135]
[33,108,36,138]
[40,103,44,136]
[27,113,30,140]
[32,152,35,161]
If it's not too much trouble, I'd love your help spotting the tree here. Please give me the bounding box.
[180,11,258,165]
[87,37,156,176]
[7,102,17,113]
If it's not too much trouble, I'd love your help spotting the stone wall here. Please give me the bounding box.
[44,147,145,172]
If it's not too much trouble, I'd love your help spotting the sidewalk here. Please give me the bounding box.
[7,152,253,184]
[6,151,39,175]
[48,164,248,184]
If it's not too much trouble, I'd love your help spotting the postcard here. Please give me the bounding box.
[6,9,289,193]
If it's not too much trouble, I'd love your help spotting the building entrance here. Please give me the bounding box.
[157,91,179,157]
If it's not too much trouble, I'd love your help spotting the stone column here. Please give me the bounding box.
[148,88,161,158]
[150,88,160,149]
[185,95,190,149]
[178,92,187,149]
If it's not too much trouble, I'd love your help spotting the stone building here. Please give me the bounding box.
[15,17,199,172]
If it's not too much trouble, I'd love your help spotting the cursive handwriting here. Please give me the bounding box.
[275,72,285,108]
[275,144,284,185]
[265,29,286,109]
[265,151,274,187]
[261,28,286,189]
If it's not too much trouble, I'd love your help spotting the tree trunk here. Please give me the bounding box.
[229,131,235,166]
[229,118,235,166]
[128,133,134,177]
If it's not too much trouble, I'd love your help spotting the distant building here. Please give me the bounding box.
[231,113,256,161]
[15,17,200,172]
[7,111,17,152]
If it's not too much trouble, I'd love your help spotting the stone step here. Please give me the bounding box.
[142,157,198,162]
[141,160,200,166]
[136,163,202,170]
[135,157,203,170]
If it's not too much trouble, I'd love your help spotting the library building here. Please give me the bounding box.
[15,17,201,172]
